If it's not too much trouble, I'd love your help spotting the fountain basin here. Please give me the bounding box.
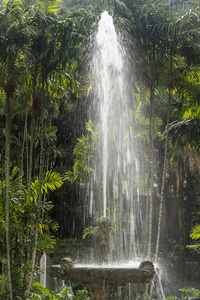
[57,258,155,284]
[53,259,155,299]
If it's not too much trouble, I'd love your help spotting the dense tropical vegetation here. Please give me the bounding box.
[0,0,200,299]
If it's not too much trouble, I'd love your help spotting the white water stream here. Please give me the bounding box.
[85,11,166,299]
[88,11,140,260]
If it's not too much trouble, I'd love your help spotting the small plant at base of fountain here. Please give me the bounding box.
[28,280,90,300]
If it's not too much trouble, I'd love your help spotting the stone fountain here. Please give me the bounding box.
[57,258,154,300]
[53,217,155,300]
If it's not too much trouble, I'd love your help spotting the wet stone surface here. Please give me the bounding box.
[58,258,155,299]
[58,259,155,284]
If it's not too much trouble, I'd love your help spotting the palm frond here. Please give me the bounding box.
[42,171,63,194]
[190,224,200,240]
[164,117,200,150]
[38,232,56,252]
[64,171,78,184]
[39,216,59,233]
[47,0,62,13]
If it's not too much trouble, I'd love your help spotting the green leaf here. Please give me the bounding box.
[64,171,78,184]
[30,281,52,297]
[42,171,63,194]
[190,224,200,240]
[83,226,98,239]
[180,286,200,297]
[47,0,62,13]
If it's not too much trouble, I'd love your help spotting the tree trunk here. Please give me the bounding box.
[147,85,155,260]
[129,189,136,259]
[144,123,151,255]
[117,172,123,261]
[27,66,37,247]
[24,67,37,294]
[155,53,172,261]
[177,160,186,284]
[26,74,45,299]
[5,56,13,300]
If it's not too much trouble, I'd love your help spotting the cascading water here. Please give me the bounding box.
[87,11,141,262]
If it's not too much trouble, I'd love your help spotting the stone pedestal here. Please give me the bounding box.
[98,217,111,264]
